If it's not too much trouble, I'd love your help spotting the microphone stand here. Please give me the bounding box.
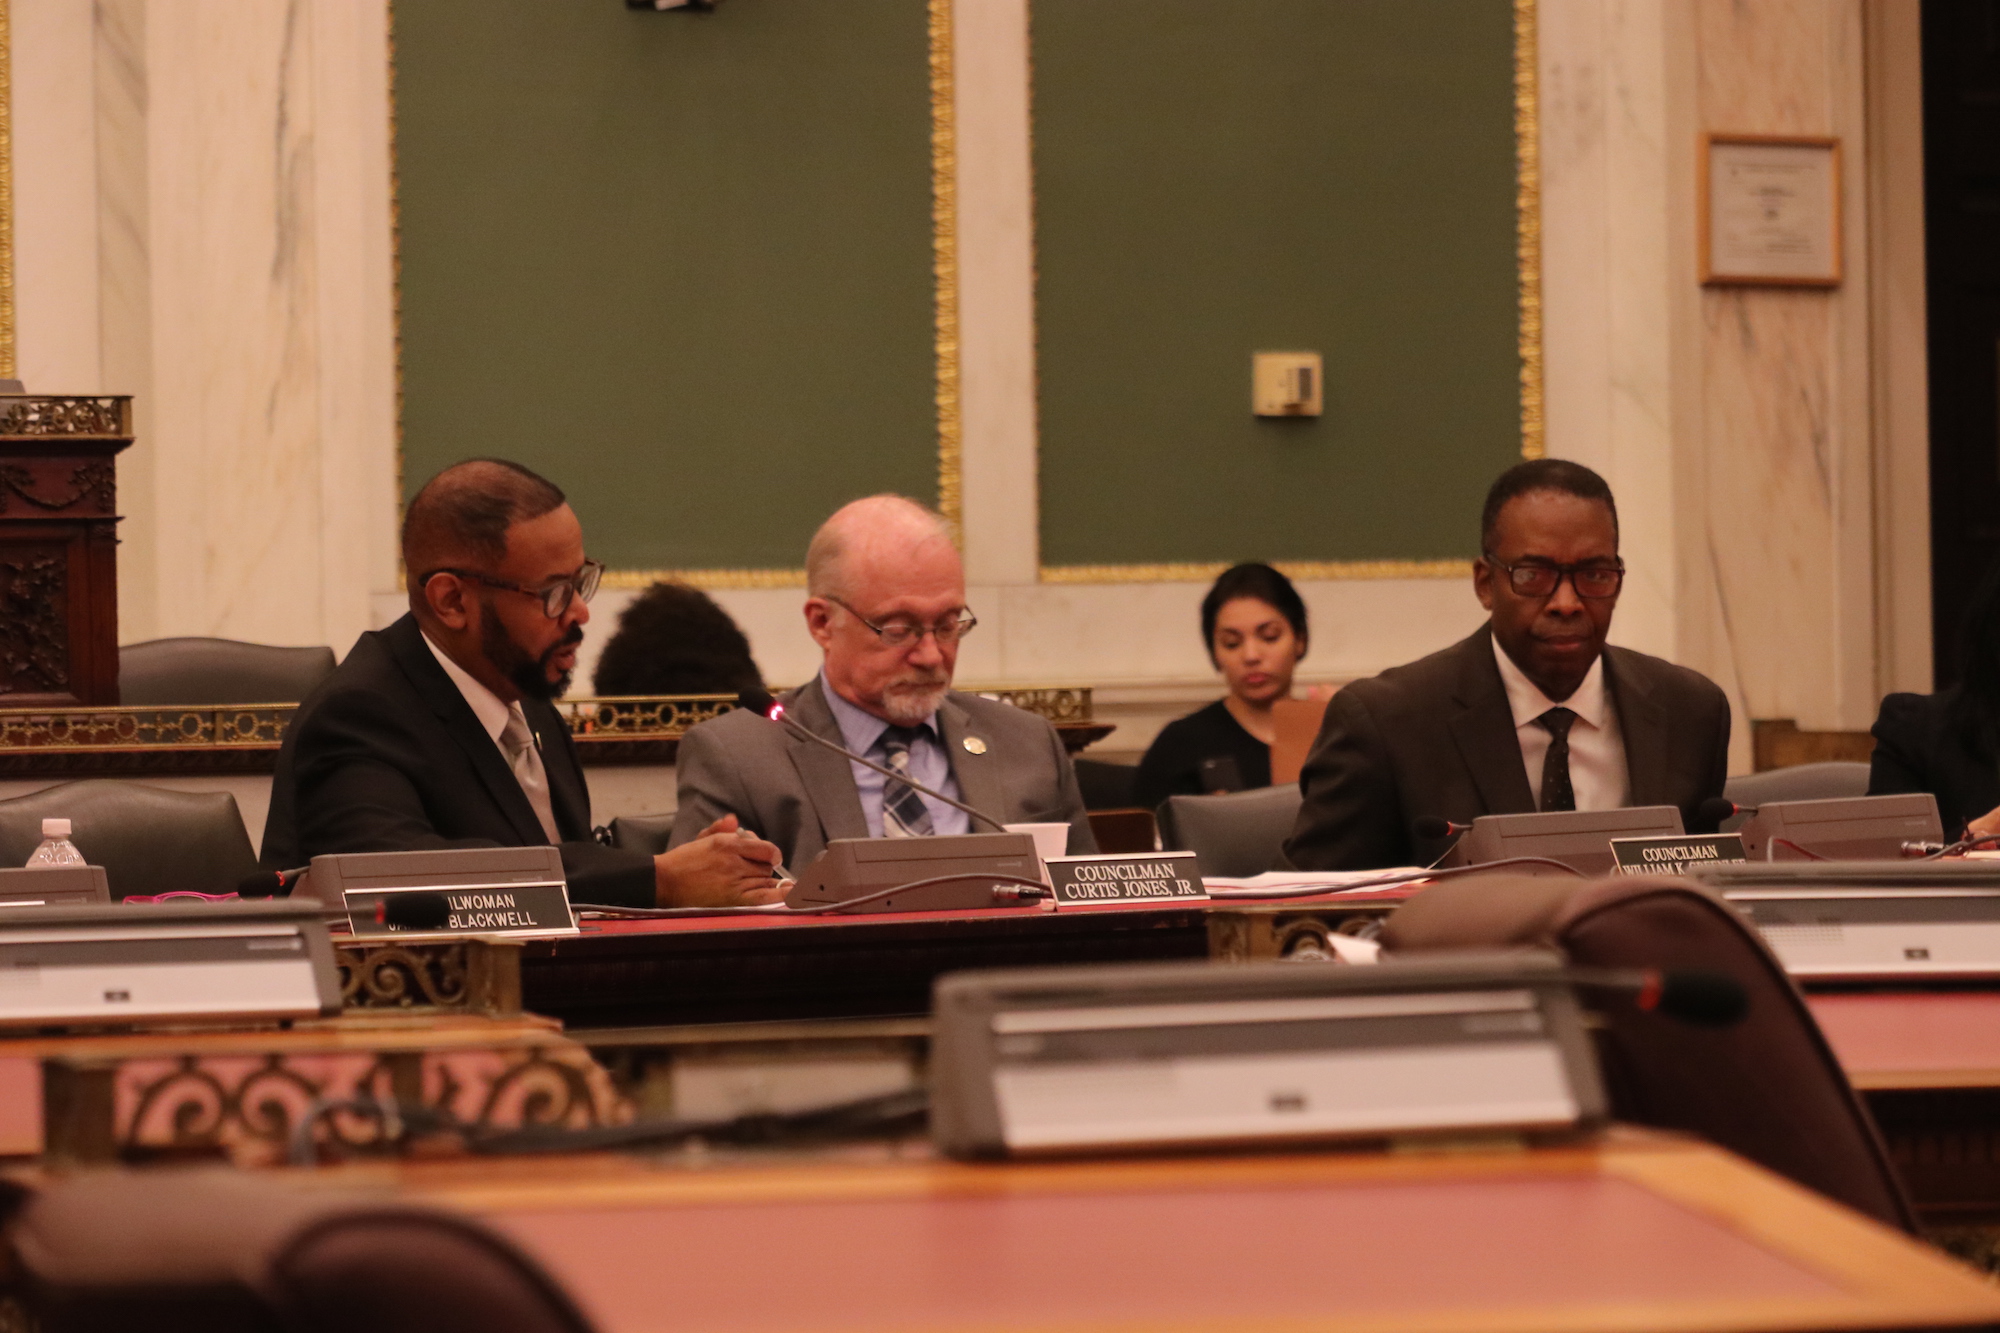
[767,710,1011,834]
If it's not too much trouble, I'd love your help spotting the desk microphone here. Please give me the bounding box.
[1412,816,1471,842]
[736,687,1010,834]
[1567,966,1748,1027]
[1697,797,1750,827]
[237,866,309,898]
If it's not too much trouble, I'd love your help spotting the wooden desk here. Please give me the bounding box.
[1808,989,2000,1220]
[313,1133,2000,1333]
[524,892,1408,1030]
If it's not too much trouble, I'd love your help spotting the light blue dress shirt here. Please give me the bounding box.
[819,670,971,839]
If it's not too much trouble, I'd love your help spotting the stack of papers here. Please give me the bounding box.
[1202,868,1429,894]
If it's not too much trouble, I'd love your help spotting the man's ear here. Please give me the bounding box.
[425,573,476,632]
[803,597,835,650]
[1472,558,1497,613]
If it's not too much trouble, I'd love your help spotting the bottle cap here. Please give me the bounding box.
[41,818,70,838]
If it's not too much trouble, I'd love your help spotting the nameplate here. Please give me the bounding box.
[1610,834,1748,877]
[343,880,579,941]
[1044,853,1207,906]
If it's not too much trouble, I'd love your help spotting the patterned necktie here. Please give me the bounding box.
[1536,706,1578,813]
[879,725,937,838]
[500,703,562,843]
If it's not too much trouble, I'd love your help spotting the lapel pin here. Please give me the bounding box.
[963,736,988,755]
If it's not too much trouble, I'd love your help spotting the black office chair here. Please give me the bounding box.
[608,812,677,856]
[1381,873,1917,1232]
[119,637,336,706]
[0,780,258,898]
[0,1169,596,1333]
[1072,758,1139,811]
[1158,785,1302,877]
[1723,761,1872,806]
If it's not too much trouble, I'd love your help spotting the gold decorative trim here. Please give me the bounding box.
[1041,559,1470,586]
[1514,0,1543,459]
[600,567,805,592]
[0,0,15,380]
[929,0,962,539]
[1035,2,1541,583]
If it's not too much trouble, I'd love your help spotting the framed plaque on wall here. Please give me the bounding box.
[1701,134,1842,287]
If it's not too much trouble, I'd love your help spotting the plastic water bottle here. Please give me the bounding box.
[25,818,84,868]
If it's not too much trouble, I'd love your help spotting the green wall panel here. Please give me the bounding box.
[393,0,937,572]
[1033,0,1522,569]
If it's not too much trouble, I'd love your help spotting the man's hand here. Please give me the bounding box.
[1970,806,2000,842]
[654,814,785,906]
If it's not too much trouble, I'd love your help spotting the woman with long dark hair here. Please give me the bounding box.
[1869,561,2000,838]
[1134,563,1309,811]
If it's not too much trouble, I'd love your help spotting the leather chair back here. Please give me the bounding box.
[1723,761,1871,807]
[1158,785,1302,877]
[609,813,676,856]
[1381,873,1916,1232]
[0,1170,596,1333]
[0,780,258,898]
[119,637,336,706]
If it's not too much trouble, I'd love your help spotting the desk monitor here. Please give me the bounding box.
[0,866,111,909]
[0,899,340,1028]
[788,833,1043,913]
[932,951,1605,1159]
[1695,860,2000,979]
[1448,806,1685,876]
[1735,793,1942,861]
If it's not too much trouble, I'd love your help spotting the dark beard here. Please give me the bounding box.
[480,608,582,701]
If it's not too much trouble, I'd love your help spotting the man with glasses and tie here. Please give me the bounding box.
[1283,459,1731,871]
[671,494,1095,872]
[263,458,784,907]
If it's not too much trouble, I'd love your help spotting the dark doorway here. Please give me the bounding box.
[1925,0,2000,685]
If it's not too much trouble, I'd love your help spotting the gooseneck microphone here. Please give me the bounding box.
[1412,816,1472,842]
[737,687,1010,834]
[1568,966,1749,1027]
[237,866,310,898]
[1697,797,1749,827]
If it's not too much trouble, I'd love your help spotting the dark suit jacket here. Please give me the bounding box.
[1282,626,1732,870]
[1869,688,2000,838]
[261,614,655,907]
[670,676,1096,872]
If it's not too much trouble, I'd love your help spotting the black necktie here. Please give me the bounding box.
[1536,707,1578,812]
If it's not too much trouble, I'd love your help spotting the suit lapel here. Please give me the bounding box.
[937,695,1005,829]
[1604,648,1665,807]
[1446,627,1537,814]
[383,616,550,846]
[785,679,871,843]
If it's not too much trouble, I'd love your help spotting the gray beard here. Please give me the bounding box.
[878,680,950,726]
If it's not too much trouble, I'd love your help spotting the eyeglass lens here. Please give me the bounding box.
[877,617,975,647]
[1509,564,1621,598]
[541,562,604,617]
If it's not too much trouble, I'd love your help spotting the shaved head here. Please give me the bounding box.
[806,495,957,602]
[403,459,567,597]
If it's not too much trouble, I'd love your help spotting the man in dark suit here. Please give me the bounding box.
[672,495,1094,872]
[1283,459,1731,870]
[262,459,782,908]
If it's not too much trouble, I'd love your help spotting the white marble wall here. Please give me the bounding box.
[12,0,1926,777]
[12,0,400,656]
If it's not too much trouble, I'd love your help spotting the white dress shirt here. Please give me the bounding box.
[1491,637,1631,811]
[422,632,562,842]
[819,671,971,839]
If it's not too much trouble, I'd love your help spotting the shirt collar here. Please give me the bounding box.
[1491,635,1612,732]
[819,668,939,755]
[423,631,514,745]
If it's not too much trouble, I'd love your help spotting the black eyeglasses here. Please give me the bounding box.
[419,558,605,619]
[1483,555,1625,601]
[830,597,978,648]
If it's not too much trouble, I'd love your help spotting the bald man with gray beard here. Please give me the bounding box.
[670,495,1095,873]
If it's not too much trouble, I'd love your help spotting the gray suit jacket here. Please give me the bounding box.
[1282,626,1731,871]
[670,677,1097,872]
